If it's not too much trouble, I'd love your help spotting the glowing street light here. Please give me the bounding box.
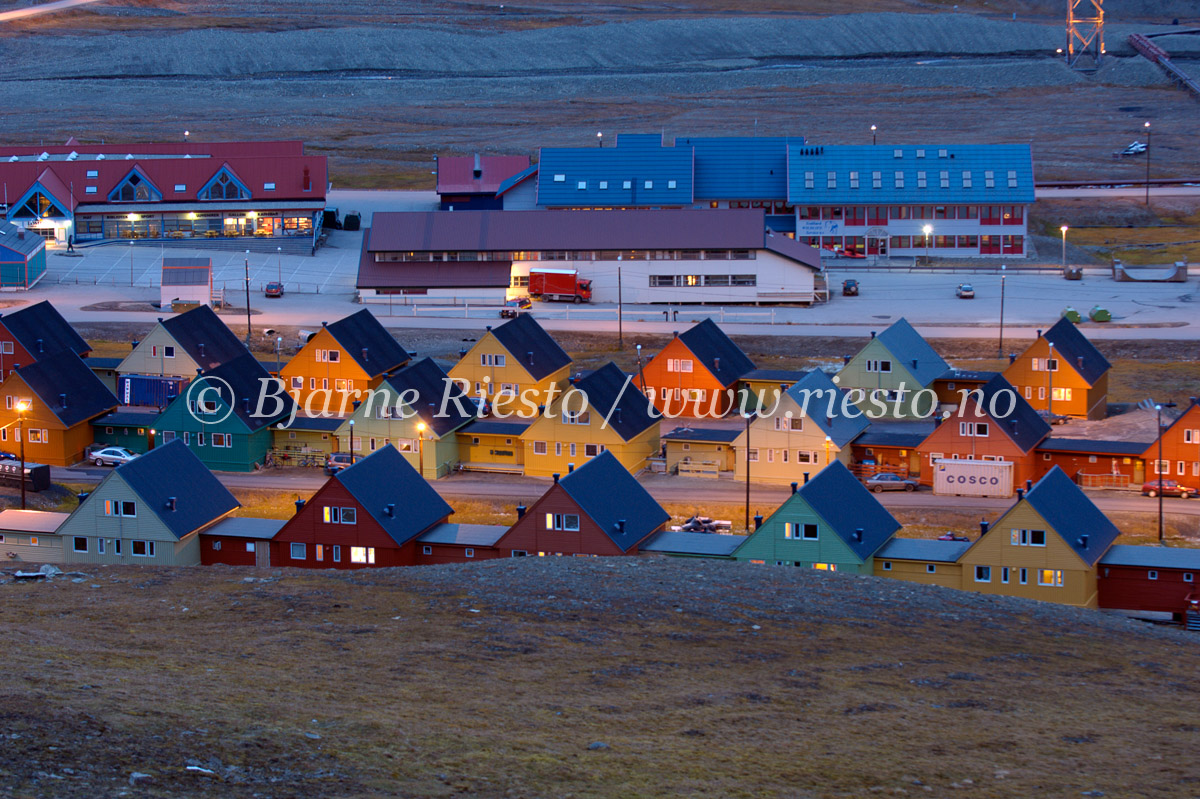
[1060,225,1069,271]
[597,131,604,148]
[870,124,877,145]
[416,421,427,478]
[1144,121,1152,205]
[16,399,29,509]
[922,223,933,265]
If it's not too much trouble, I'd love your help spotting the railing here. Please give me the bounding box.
[1077,472,1132,489]
[678,460,722,479]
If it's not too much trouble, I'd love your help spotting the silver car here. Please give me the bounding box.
[864,472,918,493]
[92,447,139,467]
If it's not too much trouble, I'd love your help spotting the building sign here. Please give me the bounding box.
[798,220,839,237]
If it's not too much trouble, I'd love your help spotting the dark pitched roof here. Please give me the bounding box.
[381,357,476,438]
[278,413,344,432]
[639,530,743,557]
[784,370,869,447]
[16,350,116,427]
[113,439,238,540]
[436,154,531,195]
[558,450,669,552]
[853,427,933,449]
[459,419,531,437]
[795,461,901,560]
[91,408,159,427]
[1100,544,1200,570]
[676,319,755,388]
[334,446,452,546]
[1041,317,1110,385]
[198,353,293,432]
[203,516,286,540]
[874,318,950,387]
[85,357,124,370]
[1,301,90,358]
[576,363,657,442]
[661,426,742,444]
[416,522,508,546]
[489,313,572,381]
[1037,437,1152,456]
[936,368,997,383]
[1021,466,1120,566]
[875,538,972,563]
[971,374,1051,453]
[322,309,411,377]
[160,305,249,371]
[742,368,807,384]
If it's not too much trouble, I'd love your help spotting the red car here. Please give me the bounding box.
[265,282,284,298]
[1142,479,1195,499]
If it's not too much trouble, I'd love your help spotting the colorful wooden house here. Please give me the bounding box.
[117,305,249,380]
[915,374,1050,491]
[0,300,90,375]
[90,408,159,454]
[490,449,670,558]
[333,357,475,478]
[0,222,48,290]
[1141,398,1200,487]
[738,368,807,412]
[57,439,239,567]
[199,517,286,567]
[1002,318,1111,420]
[733,369,869,485]
[153,353,292,472]
[279,309,411,412]
[271,446,454,569]
[957,466,1121,608]
[415,523,510,565]
[836,318,949,419]
[0,351,117,466]
[521,363,659,477]
[635,319,755,418]
[272,414,342,460]
[931,368,997,410]
[1035,438,1149,487]
[873,538,970,589]
[0,509,70,564]
[733,461,900,571]
[1098,545,1200,623]
[457,419,530,474]
[448,313,572,413]
[661,427,740,474]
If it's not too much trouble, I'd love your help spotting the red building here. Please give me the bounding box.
[1099,545,1200,622]
[199,517,285,567]
[1142,399,1200,487]
[490,450,670,558]
[1034,438,1149,488]
[414,524,509,565]
[436,154,532,210]
[271,446,453,569]
[0,301,90,375]
[636,319,755,419]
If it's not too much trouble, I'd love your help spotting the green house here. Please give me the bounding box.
[836,318,949,419]
[90,408,160,454]
[733,460,900,573]
[333,357,476,478]
[153,353,292,472]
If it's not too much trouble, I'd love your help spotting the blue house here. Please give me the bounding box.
[0,222,47,289]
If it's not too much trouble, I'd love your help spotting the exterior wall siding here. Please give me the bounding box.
[838,338,934,419]
[0,373,109,466]
[448,332,570,412]
[335,408,462,478]
[1033,449,1143,484]
[0,534,64,564]
[1098,564,1198,617]
[520,418,658,478]
[415,542,506,565]
[459,432,525,469]
[200,534,263,566]
[733,495,868,572]
[493,485,628,557]
[154,396,270,472]
[1002,338,1106,420]
[874,558,964,589]
[279,327,376,412]
[915,404,1041,491]
[637,337,733,419]
[1144,403,1200,484]
[664,440,735,472]
[732,392,850,485]
[116,326,201,380]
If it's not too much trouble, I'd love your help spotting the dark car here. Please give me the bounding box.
[842,279,859,296]
[265,282,284,298]
[864,472,918,493]
[1142,479,1194,499]
[0,451,17,461]
[325,452,354,475]
[499,297,532,318]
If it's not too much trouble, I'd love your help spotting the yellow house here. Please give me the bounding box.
[449,314,572,415]
[957,466,1119,608]
[661,427,739,473]
[458,419,529,473]
[521,363,659,478]
[873,538,969,589]
[733,370,869,485]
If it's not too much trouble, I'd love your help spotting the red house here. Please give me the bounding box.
[1034,438,1149,488]
[636,319,755,419]
[490,449,670,557]
[916,375,1051,491]
[200,517,286,566]
[0,301,90,375]
[1099,545,1200,623]
[1142,398,1200,488]
[271,446,453,569]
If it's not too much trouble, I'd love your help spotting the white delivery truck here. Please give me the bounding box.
[932,459,1014,498]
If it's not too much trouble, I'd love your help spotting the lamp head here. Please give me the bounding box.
[15,399,29,412]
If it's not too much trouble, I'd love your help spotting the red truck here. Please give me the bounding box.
[528,268,592,303]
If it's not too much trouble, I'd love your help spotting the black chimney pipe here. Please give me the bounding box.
[753,513,764,530]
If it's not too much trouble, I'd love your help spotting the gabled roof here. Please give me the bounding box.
[112,439,238,540]
[14,350,116,427]
[202,516,286,539]
[489,313,572,381]
[1100,544,1200,571]
[536,135,694,207]
[459,419,530,437]
[0,221,47,257]
[675,318,755,388]
[742,368,807,384]
[661,426,742,444]
[417,522,508,547]
[874,318,950,387]
[495,163,539,197]
[675,136,802,201]
[380,357,476,438]
[784,370,869,447]
[794,460,901,560]
[1148,399,1200,458]
[1040,317,1110,385]
[1018,466,1120,566]
[321,309,411,377]
[333,446,453,547]
[853,426,934,449]
[1038,437,1151,456]
[967,374,1050,453]
[196,353,292,432]
[0,300,90,358]
[875,538,972,563]
[160,305,249,371]
[436,154,532,195]
[639,530,744,557]
[558,450,669,552]
[575,363,657,442]
[91,408,159,427]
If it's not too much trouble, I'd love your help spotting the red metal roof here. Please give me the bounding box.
[436,155,531,195]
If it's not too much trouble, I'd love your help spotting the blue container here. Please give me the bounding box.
[118,374,186,408]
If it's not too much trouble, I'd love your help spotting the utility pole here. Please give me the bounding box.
[243,250,252,347]
[1144,121,1152,206]
[1155,402,1176,544]
[744,408,751,534]
[617,262,623,349]
[998,264,1006,357]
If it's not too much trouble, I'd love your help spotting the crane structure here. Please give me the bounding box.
[1066,0,1104,69]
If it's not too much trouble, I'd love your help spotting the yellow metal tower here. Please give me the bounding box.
[1066,0,1104,69]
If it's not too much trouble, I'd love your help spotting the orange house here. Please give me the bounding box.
[635,319,754,419]
[280,309,411,413]
[1002,318,1110,420]
[1142,399,1200,487]
[0,351,117,466]
[915,375,1051,490]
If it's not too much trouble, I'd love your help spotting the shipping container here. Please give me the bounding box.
[932,458,1013,497]
[118,374,186,408]
[0,461,51,492]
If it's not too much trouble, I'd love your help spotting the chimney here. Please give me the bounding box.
[567,464,574,473]
[459,346,467,359]
[673,330,678,338]
[362,347,369,363]
[473,153,482,179]
[157,317,163,323]
[132,340,140,350]
[527,351,534,366]
[615,408,622,425]
[1010,419,1018,436]
[36,338,43,354]
[870,331,876,339]
[198,343,205,359]
[754,513,764,530]
[59,392,67,409]
[803,472,810,484]
[826,414,833,427]
[911,359,917,369]
[1016,488,1024,500]
[1025,478,1033,491]
[853,528,863,543]
[1036,329,1042,339]
[980,519,989,536]
[352,400,362,410]
[842,354,851,365]
[516,504,526,520]
[1078,534,1089,549]
[616,519,626,534]
[165,497,177,511]
[1008,353,1016,364]
[294,498,306,514]
[486,325,492,332]
[553,473,560,483]
[934,415,942,427]
[384,503,395,517]
[321,321,328,327]
[790,481,798,494]
[196,368,203,376]
[714,357,721,372]
[242,398,250,414]
[1076,355,1083,371]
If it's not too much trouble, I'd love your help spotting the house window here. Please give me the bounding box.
[1038,569,1063,587]
[511,550,528,557]
[533,441,547,455]
[291,377,303,389]
[423,545,433,555]
[926,564,936,574]
[1001,567,1009,584]
[73,537,88,553]
[27,429,46,444]
[1147,570,1158,580]
[665,358,694,373]
[555,443,562,457]
[584,443,605,457]
[98,538,106,554]
[1019,568,1028,584]
[975,566,991,583]
[813,563,836,571]
[747,448,759,462]
[569,443,576,457]
[163,346,175,358]
[103,500,137,517]
[350,546,376,564]
[801,524,819,540]
[547,513,581,531]
[882,561,892,571]
[481,353,507,367]
[332,546,341,562]
[290,543,306,560]
[1052,387,1072,402]
[466,548,475,558]
[1184,573,1193,583]
[264,182,276,191]
[131,540,156,557]
[1009,529,1046,547]
[865,359,892,373]
[959,422,988,437]
[315,544,324,562]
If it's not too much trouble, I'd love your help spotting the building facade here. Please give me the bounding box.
[1002,319,1111,420]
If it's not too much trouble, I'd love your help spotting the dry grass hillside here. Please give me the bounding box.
[2,558,1198,797]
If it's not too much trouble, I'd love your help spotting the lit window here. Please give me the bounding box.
[350,546,375,564]
[1038,569,1063,587]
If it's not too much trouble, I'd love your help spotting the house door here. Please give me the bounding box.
[1133,460,1145,484]
[255,541,270,567]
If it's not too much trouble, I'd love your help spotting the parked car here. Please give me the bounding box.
[0,451,17,461]
[864,473,919,493]
[499,297,532,318]
[956,283,975,299]
[937,533,971,542]
[92,447,139,467]
[325,452,354,475]
[1142,479,1194,499]
[842,279,859,296]
[1036,409,1071,426]
[265,282,284,298]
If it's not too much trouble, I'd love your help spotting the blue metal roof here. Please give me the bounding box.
[536,135,694,207]
[1100,544,1200,570]
[495,163,539,197]
[675,136,801,200]
[786,144,1035,205]
[640,530,743,558]
[876,538,972,563]
[875,318,950,387]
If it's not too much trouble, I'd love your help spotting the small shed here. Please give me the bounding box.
[0,222,47,290]
[160,257,212,309]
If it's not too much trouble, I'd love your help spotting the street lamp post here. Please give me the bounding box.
[1047,341,1055,418]
[1155,402,1177,544]
[922,224,932,266]
[743,408,752,534]
[597,131,604,148]
[149,428,156,452]
[416,422,427,478]
[275,336,283,376]
[277,246,283,284]
[348,419,355,465]
[1144,121,1152,206]
[998,264,1007,357]
[16,399,29,510]
[1060,225,1069,271]
[243,250,252,347]
[128,212,138,286]
[871,124,877,145]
